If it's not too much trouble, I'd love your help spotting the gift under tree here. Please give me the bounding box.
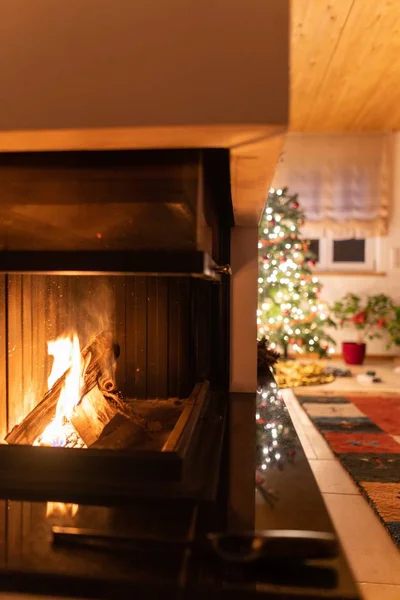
[258,187,335,359]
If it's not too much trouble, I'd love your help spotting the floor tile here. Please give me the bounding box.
[322,493,400,584]
[303,422,335,459]
[308,459,359,495]
[359,583,400,600]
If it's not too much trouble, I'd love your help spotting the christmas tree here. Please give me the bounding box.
[257,188,335,359]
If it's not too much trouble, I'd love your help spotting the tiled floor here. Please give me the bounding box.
[282,362,400,600]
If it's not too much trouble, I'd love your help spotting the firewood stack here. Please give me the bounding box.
[5,331,149,450]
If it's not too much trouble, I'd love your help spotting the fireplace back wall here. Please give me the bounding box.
[0,273,215,439]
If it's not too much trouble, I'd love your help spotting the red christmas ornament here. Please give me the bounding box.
[292,201,299,209]
[256,474,265,485]
[309,260,316,267]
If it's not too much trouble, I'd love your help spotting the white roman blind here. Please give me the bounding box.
[272,134,391,238]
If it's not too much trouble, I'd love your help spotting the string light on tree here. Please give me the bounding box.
[258,188,336,358]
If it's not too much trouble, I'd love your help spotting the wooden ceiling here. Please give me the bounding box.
[291,0,400,132]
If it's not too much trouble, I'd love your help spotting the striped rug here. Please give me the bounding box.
[298,394,400,548]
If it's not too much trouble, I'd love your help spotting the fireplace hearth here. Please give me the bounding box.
[0,149,232,503]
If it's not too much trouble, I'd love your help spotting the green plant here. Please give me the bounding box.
[386,306,400,348]
[331,293,394,343]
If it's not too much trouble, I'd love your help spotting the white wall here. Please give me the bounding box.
[318,133,400,356]
[230,227,258,392]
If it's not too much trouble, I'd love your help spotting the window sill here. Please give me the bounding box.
[315,271,386,277]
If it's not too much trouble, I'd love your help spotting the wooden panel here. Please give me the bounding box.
[168,280,181,399]
[30,276,48,413]
[291,0,400,132]
[0,276,7,440]
[178,279,194,399]
[290,0,354,131]
[7,275,23,431]
[129,277,148,399]
[147,277,169,400]
[113,276,127,395]
[21,275,34,418]
[306,1,400,131]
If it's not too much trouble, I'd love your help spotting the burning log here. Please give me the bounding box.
[5,331,120,446]
[69,386,147,448]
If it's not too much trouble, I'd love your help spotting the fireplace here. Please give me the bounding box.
[0,149,232,504]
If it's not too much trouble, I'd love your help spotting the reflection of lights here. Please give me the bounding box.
[256,380,296,473]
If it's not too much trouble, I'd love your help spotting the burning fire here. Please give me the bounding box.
[38,333,83,447]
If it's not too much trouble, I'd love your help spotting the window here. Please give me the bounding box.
[333,239,365,263]
[310,238,378,272]
[308,239,320,262]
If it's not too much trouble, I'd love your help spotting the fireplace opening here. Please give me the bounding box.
[1,273,215,451]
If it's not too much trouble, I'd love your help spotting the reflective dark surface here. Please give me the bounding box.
[254,378,359,598]
[0,384,360,599]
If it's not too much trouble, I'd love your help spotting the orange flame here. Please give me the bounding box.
[39,333,82,447]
